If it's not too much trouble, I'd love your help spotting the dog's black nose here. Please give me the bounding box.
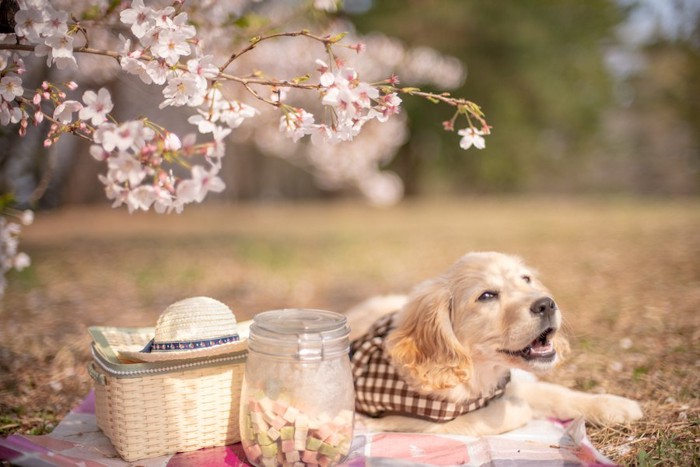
[530,297,557,316]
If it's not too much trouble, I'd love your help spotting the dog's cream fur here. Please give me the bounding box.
[346,252,643,435]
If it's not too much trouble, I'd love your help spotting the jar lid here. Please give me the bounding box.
[249,309,350,361]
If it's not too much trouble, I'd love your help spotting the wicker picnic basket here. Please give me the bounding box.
[88,325,247,462]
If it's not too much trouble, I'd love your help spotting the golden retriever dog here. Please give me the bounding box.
[347,251,643,435]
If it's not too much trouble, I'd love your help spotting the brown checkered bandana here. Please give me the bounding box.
[350,312,511,423]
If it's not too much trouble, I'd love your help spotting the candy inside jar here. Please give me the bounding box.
[240,309,355,467]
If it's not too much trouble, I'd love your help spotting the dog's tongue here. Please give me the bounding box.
[529,339,553,355]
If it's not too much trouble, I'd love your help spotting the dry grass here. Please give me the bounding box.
[1,196,698,465]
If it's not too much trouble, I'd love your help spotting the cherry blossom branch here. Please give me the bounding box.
[0,43,322,91]
[0,40,485,128]
[391,86,488,127]
[16,96,93,143]
[218,29,342,74]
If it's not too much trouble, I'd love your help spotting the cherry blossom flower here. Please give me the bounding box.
[369,93,402,122]
[79,88,113,125]
[98,172,129,209]
[151,29,191,66]
[13,252,31,270]
[219,101,258,128]
[120,0,154,39]
[176,165,225,204]
[193,89,258,130]
[44,32,74,61]
[458,127,486,150]
[127,185,158,213]
[310,124,334,146]
[14,8,45,42]
[280,108,315,143]
[89,144,110,162]
[43,10,69,36]
[0,76,23,102]
[207,126,232,160]
[167,12,197,40]
[52,100,82,124]
[110,122,141,152]
[152,185,178,214]
[0,101,25,125]
[121,56,153,84]
[188,113,217,134]
[145,60,170,85]
[163,132,182,151]
[19,210,34,226]
[34,42,77,70]
[187,55,219,88]
[0,216,31,297]
[108,151,147,186]
[160,73,205,108]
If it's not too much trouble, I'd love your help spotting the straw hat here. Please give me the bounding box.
[119,296,247,362]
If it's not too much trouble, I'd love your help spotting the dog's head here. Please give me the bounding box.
[386,251,568,392]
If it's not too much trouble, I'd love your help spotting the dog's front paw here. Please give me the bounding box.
[585,394,643,425]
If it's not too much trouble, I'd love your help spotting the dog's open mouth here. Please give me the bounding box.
[500,328,556,361]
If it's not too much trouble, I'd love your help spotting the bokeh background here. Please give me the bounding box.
[1,1,699,465]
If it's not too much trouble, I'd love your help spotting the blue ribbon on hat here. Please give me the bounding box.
[140,334,240,353]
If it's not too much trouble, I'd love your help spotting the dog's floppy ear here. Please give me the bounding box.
[386,279,473,391]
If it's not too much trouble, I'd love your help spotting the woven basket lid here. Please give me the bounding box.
[119,296,247,362]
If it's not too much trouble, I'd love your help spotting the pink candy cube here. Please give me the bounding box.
[244,443,262,461]
[281,439,296,453]
[302,450,318,464]
[315,424,334,441]
[271,415,287,430]
[273,399,289,416]
[283,405,299,423]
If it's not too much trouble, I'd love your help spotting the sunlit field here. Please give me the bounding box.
[1,196,698,465]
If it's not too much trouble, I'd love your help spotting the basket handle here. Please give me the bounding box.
[87,362,107,386]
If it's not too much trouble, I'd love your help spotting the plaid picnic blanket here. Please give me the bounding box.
[0,391,615,466]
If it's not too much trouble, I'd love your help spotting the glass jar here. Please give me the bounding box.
[239,309,355,467]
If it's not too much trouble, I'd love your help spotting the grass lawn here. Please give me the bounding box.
[1,195,698,465]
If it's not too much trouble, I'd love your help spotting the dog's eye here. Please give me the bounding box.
[478,291,499,301]
[522,275,531,284]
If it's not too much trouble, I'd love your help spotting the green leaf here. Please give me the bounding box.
[327,32,347,43]
[292,74,311,84]
[0,193,16,212]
